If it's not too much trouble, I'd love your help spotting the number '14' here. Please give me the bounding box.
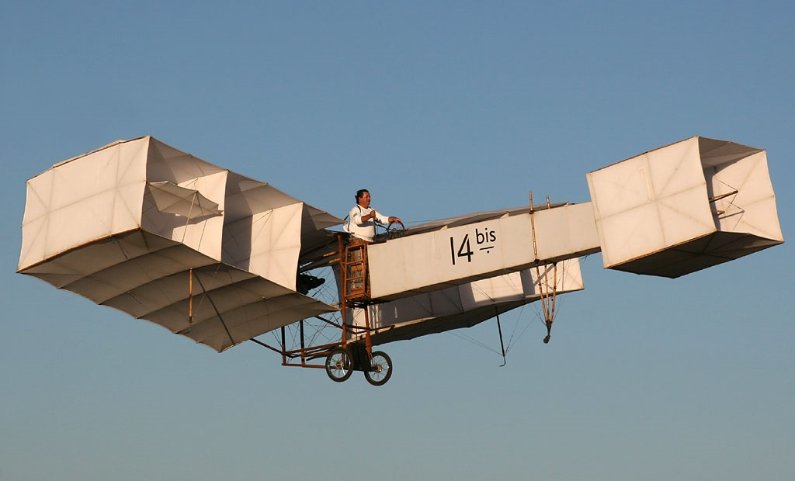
[450,234,474,265]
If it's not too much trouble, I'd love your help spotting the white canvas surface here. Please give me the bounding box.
[18,137,342,351]
[586,136,783,276]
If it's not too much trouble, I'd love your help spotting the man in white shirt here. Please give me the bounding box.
[345,189,401,243]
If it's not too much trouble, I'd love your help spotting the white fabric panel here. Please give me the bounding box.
[21,231,174,282]
[143,138,228,261]
[222,217,255,272]
[115,266,261,319]
[303,204,344,231]
[368,207,597,300]
[19,137,148,270]
[587,154,652,219]
[17,173,53,269]
[588,137,714,267]
[223,173,303,223]
[647,137,702,197]
[598,203,664,266]
[735,198,783,240]
[459,271,525,308]
[170,172,227,260]
[111,139,150,232]
[353,285,464,330]
[368,213,536,299]
[708,151,783,240]
[182,280,293,323]
[532,203,600,261]
[520,260,584,298]
[249,203,302,289]
[587,136,783,275]
[146,137,224,184]
[223,202,302,290]
[146,279,294,334]
[352,259,583,343]
[19,137,342,352]
[657,185,714,246]
[20,169,52,223]
[66,246,216,304]
[142,171,227,261]
[147,181,222,217]
[699,137,763,168]
[648,138,715,246]
[174,293,336,351]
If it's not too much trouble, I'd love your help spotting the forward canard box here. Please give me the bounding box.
[586,136,783,278]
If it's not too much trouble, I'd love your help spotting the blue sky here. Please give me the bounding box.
[1,1,793,480]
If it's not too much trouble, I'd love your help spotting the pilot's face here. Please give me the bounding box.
[358,191,371,208]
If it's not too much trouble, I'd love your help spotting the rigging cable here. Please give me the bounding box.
[192,271,236,347]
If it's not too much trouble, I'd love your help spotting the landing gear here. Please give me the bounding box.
[364,351,393,386]
[335,233,394,386]
[325,347,353,383]
[324,347,393,386]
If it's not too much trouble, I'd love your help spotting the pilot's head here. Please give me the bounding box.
[355,189,371,208]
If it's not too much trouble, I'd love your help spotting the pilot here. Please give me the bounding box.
[345,189,401,243]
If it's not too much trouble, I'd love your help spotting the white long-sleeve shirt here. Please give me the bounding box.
[345,204,390,242]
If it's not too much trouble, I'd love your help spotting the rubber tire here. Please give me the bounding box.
[364,351,393,386]
[325,347,353,383]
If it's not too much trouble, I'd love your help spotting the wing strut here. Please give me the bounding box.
[538,262,558,344]
[495,309,507,367]
[529,192,559,344]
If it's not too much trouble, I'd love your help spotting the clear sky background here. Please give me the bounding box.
[1,1,793,480]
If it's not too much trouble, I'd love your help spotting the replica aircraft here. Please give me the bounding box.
[18,136,784,385]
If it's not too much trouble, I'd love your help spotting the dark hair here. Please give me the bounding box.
[355,189,369,201]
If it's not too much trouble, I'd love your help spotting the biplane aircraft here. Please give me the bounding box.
[18,136,784,385]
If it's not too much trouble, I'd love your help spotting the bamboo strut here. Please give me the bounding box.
[188,268,193,324]
[529,192,559,343]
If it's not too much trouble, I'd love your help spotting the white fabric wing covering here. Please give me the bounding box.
[147,181,222,218]
[367,205,600,300]
[587,136,784,277]
[350,259,584,345]
[18,137,343,352]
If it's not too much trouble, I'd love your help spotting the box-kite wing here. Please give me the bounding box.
[18,136,343,352]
